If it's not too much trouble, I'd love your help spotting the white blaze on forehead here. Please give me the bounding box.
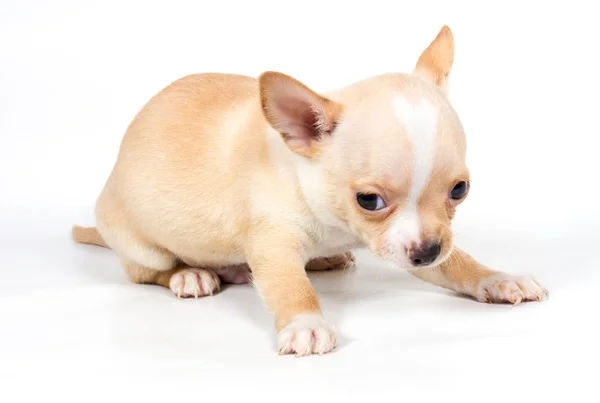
[394,96,439,202]
[387,96,439,251]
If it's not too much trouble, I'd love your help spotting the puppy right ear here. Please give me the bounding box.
[413,25,454,96]
[259,72,342,157]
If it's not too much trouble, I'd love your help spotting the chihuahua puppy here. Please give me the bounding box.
[73,26,548,356]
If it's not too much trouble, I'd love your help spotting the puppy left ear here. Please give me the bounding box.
[259,71,342,157]
[414,25,454,95]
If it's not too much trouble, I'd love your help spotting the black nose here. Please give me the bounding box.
[410,242,441,267]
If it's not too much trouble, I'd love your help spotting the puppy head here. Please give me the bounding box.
[260,26,469,270]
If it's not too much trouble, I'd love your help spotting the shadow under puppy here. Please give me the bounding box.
[73,25,548,357]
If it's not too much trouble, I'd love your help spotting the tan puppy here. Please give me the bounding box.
[73,26,548,357]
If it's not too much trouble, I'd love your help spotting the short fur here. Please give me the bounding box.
[73,26,547,357]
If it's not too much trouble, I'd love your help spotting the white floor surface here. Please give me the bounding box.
[0,212,598,400]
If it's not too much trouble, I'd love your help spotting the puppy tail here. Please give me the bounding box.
[71,225,110,249]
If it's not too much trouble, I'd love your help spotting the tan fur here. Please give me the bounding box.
[410,248,548,304]
[73,26,547,356]
[414,25,454,93]
[72,225,108,248]
[410,248,496,295]
[305,252,355,271]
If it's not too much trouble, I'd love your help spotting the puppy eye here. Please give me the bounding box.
[450,181,469,200]
[356,192,386,211]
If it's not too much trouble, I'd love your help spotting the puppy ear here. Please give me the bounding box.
[259,71,342,157]
[414,25,454,95]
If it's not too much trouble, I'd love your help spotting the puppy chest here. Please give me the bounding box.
[307,227,363,258]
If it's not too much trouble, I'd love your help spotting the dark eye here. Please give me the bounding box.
[450,181,469,200]
[356,192,387,211]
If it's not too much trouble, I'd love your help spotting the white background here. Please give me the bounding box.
[1,0,599,401]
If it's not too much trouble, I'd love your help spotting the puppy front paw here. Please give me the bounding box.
[277,314,338,357]
[474,273,549,305]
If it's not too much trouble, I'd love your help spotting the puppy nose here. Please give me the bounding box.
[410,242,441,267]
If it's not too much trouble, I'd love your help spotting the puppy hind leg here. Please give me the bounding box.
[122,259,221,298]
[98,221,221,298]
